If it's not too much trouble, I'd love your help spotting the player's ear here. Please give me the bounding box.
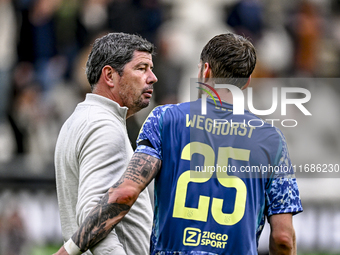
[102,65,119,88]
[203,62,212,81]
[241,76,251,90]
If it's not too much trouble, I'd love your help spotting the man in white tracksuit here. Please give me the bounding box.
[55,32,158,255]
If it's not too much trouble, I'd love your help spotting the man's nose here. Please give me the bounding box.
[147,69,158,84]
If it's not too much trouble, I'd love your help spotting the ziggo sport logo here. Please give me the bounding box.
[197,82,312,127]
[183,227,228,249]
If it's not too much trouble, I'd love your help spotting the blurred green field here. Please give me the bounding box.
[29,244,60,255]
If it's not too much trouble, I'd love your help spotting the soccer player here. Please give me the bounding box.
[54,33,302,255]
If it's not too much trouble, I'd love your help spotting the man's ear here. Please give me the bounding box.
[102,65,119,88]
[241,76,251,90]
[203,62,212,81]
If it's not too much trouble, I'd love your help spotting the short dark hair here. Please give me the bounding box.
[86,33,155,90]
[200,33,256,88]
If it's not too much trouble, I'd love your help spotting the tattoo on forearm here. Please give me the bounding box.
[112,178,123,188]
[123,153,161,185]
[72,192,130,252]
[71,153,161,252]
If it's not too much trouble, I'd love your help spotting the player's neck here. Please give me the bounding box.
[215,89,234,104]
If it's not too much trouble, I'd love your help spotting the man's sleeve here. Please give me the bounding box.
[135,105,172,160]
[77,120,128,255]
[266,128,303,216]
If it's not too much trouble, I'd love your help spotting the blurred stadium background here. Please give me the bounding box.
[0,0,340,254]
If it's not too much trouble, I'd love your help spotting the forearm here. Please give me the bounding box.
[56,153,161,255]
[292,229,296,255]
[72,190,132,253]
[269,214,295,255]
[269,234,294,255]
[54,191,131,255]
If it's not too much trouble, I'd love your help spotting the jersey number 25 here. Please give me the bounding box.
[173,142,250,226]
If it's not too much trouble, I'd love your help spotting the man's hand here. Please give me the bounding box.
[53,245,68,255]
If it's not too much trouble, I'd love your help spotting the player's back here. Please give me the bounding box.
[138,99,292,255]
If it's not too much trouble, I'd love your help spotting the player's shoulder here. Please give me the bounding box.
[244,112,288,146]
[254,123,290,163]
[149,102,190,119]
[245,110,284,135]
[265,124,287,145]
[152,101,190,112]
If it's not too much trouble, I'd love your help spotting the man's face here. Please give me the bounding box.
[118,51,157,115]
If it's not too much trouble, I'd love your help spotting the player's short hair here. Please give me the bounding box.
[86,32,154,90]
[200,33,256,88]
